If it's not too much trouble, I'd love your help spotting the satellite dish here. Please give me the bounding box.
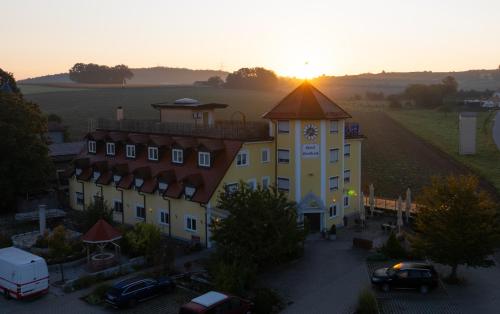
[493,111,500,150]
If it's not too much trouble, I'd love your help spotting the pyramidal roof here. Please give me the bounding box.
[263,81,351,120]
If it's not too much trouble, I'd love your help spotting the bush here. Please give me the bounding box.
[124,223,161,263]
[356,289,378,314]
[87,283,111,304]
[213,261,256,295]
[0,233,12,248]
[329,224,337,235]
[379,233,407,259]
[252,288,284,314]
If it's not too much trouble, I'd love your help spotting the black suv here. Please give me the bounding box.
[371,262,438,294]
[105,276,175,308]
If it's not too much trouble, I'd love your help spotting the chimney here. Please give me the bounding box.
[39,204,46,235]
[116,106,124,121]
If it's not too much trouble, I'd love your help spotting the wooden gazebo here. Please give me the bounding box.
[82,219,122,271]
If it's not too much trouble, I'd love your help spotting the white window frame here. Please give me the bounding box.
[277,149,290,164]
[148,146,159,161]
[113,199,123,212]
[329,176,339,191]
[76,192,84,205]
[172,148,183,164]
[236,150,249,167]
[134,177,144,189]
[106,142,115,156]
[226,182,239,194]
[262,176,270,189]
[126,144,136,158]
[277,177,290,192]
[261,148,270,163]
[329,148,339,163]
[88,140,96,153]
[184,186,196,200]
[198,151,211,167]
[159,209,169,225]
[247,178,257,191]
[158,181,168,194]
[329,203,338,218]
[344,170,351,183]
[185,215,197,232]
[344,195,350,208]
[277,120,290,133]
[344,144,351,157]
[330,120,339,133]
[136,205,145,219]
[93,171,100,182]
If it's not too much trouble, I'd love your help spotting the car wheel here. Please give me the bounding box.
[128,298,138,308]
[419,285,429,294]
[381,283,390,292]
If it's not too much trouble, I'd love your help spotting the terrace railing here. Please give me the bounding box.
[90,118,270,141]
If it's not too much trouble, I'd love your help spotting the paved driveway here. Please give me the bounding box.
[262,232,371,314]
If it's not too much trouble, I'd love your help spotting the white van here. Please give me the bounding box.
[0,247,49,299]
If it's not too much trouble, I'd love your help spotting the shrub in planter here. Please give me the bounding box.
[356,288,378,314]
[379,232,407,259]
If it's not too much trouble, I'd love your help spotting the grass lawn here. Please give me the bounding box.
[387,109,500,192]
[18,84,89,95]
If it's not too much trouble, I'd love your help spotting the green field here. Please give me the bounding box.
[18,84,89,95]
[387,110,500,192]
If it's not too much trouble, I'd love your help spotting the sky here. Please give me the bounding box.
[2,0,500,80]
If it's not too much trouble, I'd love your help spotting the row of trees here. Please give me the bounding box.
[69,63,134,84]
[198,67,280,91]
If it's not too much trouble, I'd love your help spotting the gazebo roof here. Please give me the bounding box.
[82,219,122,244]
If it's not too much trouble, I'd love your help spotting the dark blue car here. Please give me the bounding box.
[105,276,175,308]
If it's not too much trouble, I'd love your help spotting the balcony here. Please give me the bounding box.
[89,118,270,141]
[345,122,363,139]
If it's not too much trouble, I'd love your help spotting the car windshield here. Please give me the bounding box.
[387,263,403,276]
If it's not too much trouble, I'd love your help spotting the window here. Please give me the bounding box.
[277,177,290,192]
[344,195,349,208]
[278,120,290,133]
[136,205,145,219]
[236,150,249,166]
[329,176,339,191]
[247,179,257,191]
[76,192,84,205]
[159,210,169,225]
[344,144,351,157]
[261,148,270,163]
[172,149,183,164]
[198,151,211,167]
[329,204,338,218]
[92,171,100,182]
[185,186,196,200]
[158,181,168,194]
[329,148,339,163]
[88,140,96,153]
[134,177,144,189]
[113,200,123,212]
[330,120,339,133]
[185,216,197,232]
[113,174,122,185]
[106,142,115,156]
[262,176,270,189]
[344,170,351,183]
[75,168,82,176]
[226,183,239,194]
[278,149,290,163]
[126,144,136,158]
[148,146,159,161]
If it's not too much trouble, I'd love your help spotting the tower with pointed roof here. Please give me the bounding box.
[263,81,363,231]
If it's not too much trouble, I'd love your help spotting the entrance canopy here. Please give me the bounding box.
[82,219,122,244]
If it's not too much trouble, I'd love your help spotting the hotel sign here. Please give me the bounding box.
[302,144,319,158]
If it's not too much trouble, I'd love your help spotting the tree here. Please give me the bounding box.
[211,183,306,271]
[224,67,278,90]
[206,76,224,87]
[124,223,162,264]
[78,200,114,231]
[0,69,20,94]
[0,69,53,212]
[411,175,500,282]
[69,63,133,84]
[49,225,72,282]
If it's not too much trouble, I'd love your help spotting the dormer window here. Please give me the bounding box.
[75,168,82,176]
[198,152,211,167]
[126,144,136,158]
[158,181,168,194]
[113,175,122,185]
[184,186,196,200]
[106,142,115,156]
[148,146,159,161]
[134,177,144,189]
[88,140,96,153]
[93,171,100,182]
[172,149,183,164]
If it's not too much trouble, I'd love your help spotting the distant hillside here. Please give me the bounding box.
[20,67,229,85]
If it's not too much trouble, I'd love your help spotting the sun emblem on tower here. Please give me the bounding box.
[303,124,318,141]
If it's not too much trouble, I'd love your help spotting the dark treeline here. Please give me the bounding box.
[196,67,282,91]
[69,63,134,84]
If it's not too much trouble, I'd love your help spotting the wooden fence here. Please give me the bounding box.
[363,196,418,214]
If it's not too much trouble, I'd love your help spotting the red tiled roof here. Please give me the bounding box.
[75,131,243,203]
[262,81,351,120]
[82,219,122,243]
[85,131,107,141]
[107,131,129,142]
[149,135,174,147]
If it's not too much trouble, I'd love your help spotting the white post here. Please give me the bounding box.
[39,204,47,235]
